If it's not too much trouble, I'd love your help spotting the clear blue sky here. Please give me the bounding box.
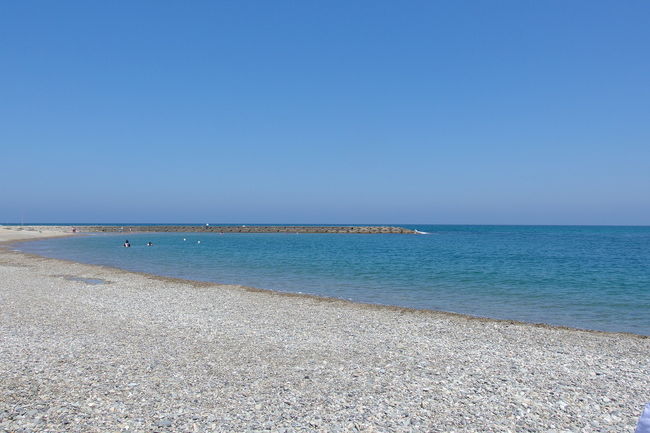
[2,1,649,224]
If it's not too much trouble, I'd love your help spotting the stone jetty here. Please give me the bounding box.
[81,225,416,234]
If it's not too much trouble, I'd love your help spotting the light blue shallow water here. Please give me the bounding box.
[16,225,650,335]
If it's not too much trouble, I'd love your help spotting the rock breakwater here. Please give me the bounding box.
[81,225,415,234]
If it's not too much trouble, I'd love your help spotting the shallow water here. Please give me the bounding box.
[62,276,108,285]
[17,225,650,335]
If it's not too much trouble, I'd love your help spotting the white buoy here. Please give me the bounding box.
[197,240,201,244]
[183,238,186,241]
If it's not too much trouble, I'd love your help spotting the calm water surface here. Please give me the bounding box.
[16,225,650,335]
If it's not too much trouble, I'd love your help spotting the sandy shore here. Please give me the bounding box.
[0,227,648,432]
[0,225,75,242]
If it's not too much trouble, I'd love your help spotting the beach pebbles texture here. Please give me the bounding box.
[0,246,648,432]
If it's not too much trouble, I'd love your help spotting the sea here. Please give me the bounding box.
[13,225,650,335]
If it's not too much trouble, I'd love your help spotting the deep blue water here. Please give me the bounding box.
[15,225,650,335]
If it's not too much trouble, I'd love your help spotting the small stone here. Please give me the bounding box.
[156,419,172,427]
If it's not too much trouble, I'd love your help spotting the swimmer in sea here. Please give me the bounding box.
[147,241,153,246]
[123,240,131,248]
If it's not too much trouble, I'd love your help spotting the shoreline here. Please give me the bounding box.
[1,226,649,431]
[2,226,646,339]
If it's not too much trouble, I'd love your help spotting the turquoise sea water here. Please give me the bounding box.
[15,225,650,335]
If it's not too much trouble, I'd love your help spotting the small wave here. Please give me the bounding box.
[414,230,430,234]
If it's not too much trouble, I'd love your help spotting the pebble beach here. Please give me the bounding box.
[0,226,648,432]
